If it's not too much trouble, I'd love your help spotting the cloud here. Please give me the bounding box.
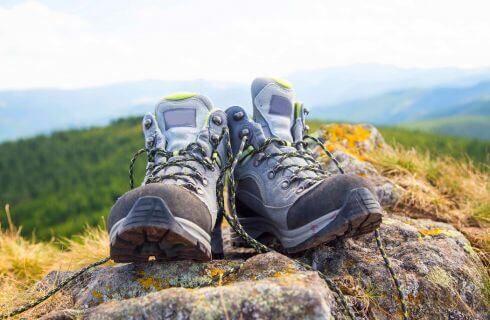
[0,0,489,89]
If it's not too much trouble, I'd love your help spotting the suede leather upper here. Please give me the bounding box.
[226,78,379,232]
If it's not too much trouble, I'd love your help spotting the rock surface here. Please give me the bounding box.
[39,215,488,320]
[38,124,488,320]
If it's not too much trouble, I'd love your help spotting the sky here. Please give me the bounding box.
[1,0,490,89]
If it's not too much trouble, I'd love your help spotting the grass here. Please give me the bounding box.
[379,126,490,167]
[369,147,489,235]
[401,115,490,140]
[0,204,109,318]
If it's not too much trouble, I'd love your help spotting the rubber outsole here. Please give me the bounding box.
[109,196,212,263]
[231,187,383,253]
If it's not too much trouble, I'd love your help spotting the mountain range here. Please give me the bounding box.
[1,64,490,142]
[311,80,490,140]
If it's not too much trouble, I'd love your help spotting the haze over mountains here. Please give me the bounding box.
[1,64,490,142]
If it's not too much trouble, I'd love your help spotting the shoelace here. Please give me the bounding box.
[217,127,408,320]
[245,135,345,190]
[129,142,217,192]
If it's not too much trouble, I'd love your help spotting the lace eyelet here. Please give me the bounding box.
[210,134,220,145]
[239,128,250,139]
[145,136,154,147]
[144,118,152,129]
[197,188,204,195]
[233,111,244,121]
[212,115,223,125]
[296,186,304,193]
[268,171,275,179]
[281,180,290,189]
[202,178,208,186]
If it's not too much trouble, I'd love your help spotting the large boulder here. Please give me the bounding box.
[39,215,488,320]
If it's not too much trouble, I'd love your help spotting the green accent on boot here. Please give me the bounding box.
[164,92,197,101]
[212,151,222,168]
[239,146,255,163]
[272,78,293,89]
[294,101,303,120]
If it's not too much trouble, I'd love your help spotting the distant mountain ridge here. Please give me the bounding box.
[311,80,490,140]
[312,81,490,123]
[1,64,490,141]
[0,80,248,142]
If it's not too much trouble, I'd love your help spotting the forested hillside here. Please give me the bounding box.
[0,118,146,239]
[1,117,488,239]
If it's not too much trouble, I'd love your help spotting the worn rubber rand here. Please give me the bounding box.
[110,196,212,262]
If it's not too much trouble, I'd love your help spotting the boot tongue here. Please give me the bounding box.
[155,92,213,152]
[252,77,295,142]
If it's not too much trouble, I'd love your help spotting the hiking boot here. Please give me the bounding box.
[225,78,382,253]
[108,93,229,262]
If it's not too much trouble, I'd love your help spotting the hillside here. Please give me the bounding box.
[0,117,489,240]
[402,115,490,140]
[311,81,490,140]
[0,118,146,239]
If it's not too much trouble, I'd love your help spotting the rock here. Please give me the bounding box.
[41,253,338,320]
[42,259,244,309]
[36,124,488,319]
[40,216,488,320]
[311,216,489,320]
[319,123,388,155]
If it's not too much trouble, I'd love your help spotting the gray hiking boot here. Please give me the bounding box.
[225,78,382,253]
[108,93,228,262]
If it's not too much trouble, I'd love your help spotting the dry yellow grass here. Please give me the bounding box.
[368,147,489,254]
[0,204,110,318]
[321,124,489,260]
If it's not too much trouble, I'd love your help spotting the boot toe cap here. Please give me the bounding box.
[287,174,377,229]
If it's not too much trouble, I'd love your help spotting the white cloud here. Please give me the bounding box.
[0,0,489,89]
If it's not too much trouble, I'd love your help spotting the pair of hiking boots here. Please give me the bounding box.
[107,78,383,262]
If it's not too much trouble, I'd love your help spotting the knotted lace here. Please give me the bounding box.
[243,135,345,190]
[129,142,217,192]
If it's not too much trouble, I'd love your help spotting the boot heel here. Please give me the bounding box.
[109,196,212,263]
